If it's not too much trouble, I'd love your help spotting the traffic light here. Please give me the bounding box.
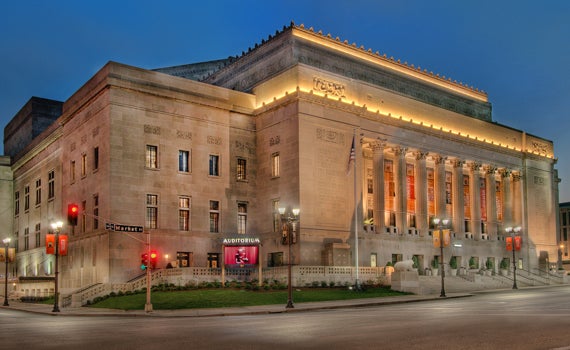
[141,253,148,270]
[150,250,158,269]
[67,203,79,226]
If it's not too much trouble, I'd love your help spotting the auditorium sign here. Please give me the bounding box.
[222,237,260,267]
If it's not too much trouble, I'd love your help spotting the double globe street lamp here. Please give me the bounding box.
[51,221,64,312]
[505,226,521,289]
[278,207,300,309]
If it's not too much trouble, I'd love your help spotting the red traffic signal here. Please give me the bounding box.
[68,203,79,226]
[150,250,158,269]
[141,253,149,270]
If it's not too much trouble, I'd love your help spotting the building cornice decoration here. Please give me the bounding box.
[469,161,481,172]
[484,165,497,175]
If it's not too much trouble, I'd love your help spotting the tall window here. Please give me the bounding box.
[179,197,190,231]
[209,155,220,176]
[179,150,190,173]
[237,202,247,234]
[24,228,29,251]
[35,179,41,206]
[35,223,41,248]
[146,194,158,229]
[81,153,87,177]
[272,199,280,232]
[48,170,55,199]
[14,191,19,216]
[271,153,280,177]
[93,195,99,230]
[70,160,76,183]
[93,147,99,171]
[24,186,30,211]
[237,158,247,181]
[146,145,158,169]
[209,200,220,233]
[81,201,87,233]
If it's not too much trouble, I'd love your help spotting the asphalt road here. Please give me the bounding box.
[2,287,570,349]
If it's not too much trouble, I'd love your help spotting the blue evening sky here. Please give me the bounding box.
[0,1,568,200]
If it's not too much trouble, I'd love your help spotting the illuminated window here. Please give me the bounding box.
[209,200,220,233]
[146,145,158,169]
[237,158,247,181]
[146,194,158,229]
[271,153,280,178]
[179,197,190,231]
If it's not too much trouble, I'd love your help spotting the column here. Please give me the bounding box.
[512,172,522,225]
[452,159,465,234]
[415,151,429,236]
[434,155,447,220]
[469,162,482,238]
[394,147,407,234]
[485,166,497,236]
[371,140,386,234]
[500,168,513,226]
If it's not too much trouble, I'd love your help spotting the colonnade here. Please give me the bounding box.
[365,141,522,240]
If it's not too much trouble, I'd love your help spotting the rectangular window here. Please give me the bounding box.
[81,153,87,177]
[14,191,19,216]
[81,200,87,233]
[24,228,29,251]
[146,145,158,169]
[209,200,220,233]
[271,153,280,178]
[272,199,280,232]
[146,194,158,228]
[70,160,76,183]
[237,158,247,181]
[24,186,30,211]
[93,195,99,230]
[35,223,41,248]
[179,197,190,231]
[48,170,55,199]
[207,253,219,268]
[179,150,190,173]
[209,155,220,176]
[93,147,99,171]
[238,202,247,234]
[35,179,41,206]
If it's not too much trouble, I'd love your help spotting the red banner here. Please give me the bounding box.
[0,248,5,263]
[224,246,259,267]
[506,236,513,251]
[46,234,55,255]
[59,235,69,256]
[514,236,522,251]
[433,230,451,248]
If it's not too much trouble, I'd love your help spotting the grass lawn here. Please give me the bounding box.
[88,287,407,311]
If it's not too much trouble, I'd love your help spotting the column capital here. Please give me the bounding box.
[393,146,408,157]
[415,151,429,161]
[452,158,465,168]
[469,161,482,172]
[484,165,497,175]
[499,168,512,178]
[512,172,522,182]
[433,155,447,165]
[370,139,387,151]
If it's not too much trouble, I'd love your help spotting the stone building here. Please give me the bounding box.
[3,23,559,293]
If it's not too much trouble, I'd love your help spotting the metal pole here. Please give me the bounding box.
[3,242,8,307]
[353,129,360,290]
[512,234,518,289]
[52,229,60,312]
[439,225,446,297]
[144,232,153,312]
[286,222,294,309]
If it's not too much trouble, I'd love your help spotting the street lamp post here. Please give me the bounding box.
[505,226,521,289]
[51,221,63,312]
[3,237,11,306]
[279,207,300,309]
[433,218,449,298]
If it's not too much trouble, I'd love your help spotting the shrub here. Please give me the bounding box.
[449,256,457,269]
[321,281,328,288]
[329,281,335,287]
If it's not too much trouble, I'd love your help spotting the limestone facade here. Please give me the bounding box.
[4,23,559,292]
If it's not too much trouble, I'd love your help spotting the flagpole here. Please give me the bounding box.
[353,129,360,290]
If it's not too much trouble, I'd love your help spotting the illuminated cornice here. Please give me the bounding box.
[291,24,488,103]
[257,87,553,159]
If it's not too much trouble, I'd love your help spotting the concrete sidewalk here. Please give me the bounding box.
[0,292,471,318]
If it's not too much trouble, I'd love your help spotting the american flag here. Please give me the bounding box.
[346,135,355,174]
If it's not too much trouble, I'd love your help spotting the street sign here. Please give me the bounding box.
[106,223,144,232]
